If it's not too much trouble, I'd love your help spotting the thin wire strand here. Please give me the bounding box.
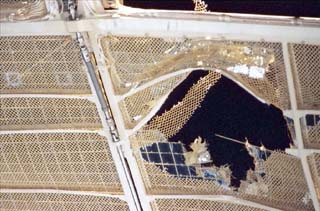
[214,133,279,153]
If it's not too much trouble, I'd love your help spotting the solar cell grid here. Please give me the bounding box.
[305,114,320,127]
[140,142,209,179]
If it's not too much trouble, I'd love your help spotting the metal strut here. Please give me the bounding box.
[68,0,120,142]
[76,32,120,142]
[67,2,142,210]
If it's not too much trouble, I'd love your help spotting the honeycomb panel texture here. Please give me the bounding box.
[308,153,320,200]
[302,123,320,149]
[0,192,129,211]
[143,71,221,138]
[151,198,266,211]
[0,36,91,94]
[129,69,310,211]
[131,134,313,211]
[0,97,102,131]
[0,133,122,193]
[119,73,189,128]
[289,43,320,109]
[100,35,289,110]
[131,140,228,195]
[243,152,313,211]
[100,36,189,94]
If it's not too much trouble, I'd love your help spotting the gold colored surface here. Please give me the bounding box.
[241,152,312,211]
[0,36,91,94]
[193,0,208,12]
[0,192,129,210]
[289,43,320,109]
[143,71,221,138]
[308,153,320,201]
[131,131,312,211]
[100,36,289,110]
[119,73,189,128]
[0,98,102,131]
[303,123,320,149]
[100,36,189,94]
[151,198,267,211]
[0,133,122,193]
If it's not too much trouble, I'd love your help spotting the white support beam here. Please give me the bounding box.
[2,12,320,43]
[87,31,150,211]
[283,110,320,119]
[297,110,320,117]
[286,148,320,157]
[0,21,70,36]
[83,49,141,211]
[91,17,320,44]
[282,42,320,210]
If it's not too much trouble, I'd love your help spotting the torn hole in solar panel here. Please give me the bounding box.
[139,136,271,193]
[133,48,296,198]
[101,37,285,110]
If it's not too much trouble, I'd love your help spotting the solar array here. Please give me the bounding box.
[140,142,198,178]
[1,1,320,211]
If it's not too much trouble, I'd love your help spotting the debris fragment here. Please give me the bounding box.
[184,136,212,165]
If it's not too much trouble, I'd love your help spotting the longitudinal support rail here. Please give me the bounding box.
[282,42,320,211]
[77,32,120,143]
[77,34,142,210]
[66,2,141,210]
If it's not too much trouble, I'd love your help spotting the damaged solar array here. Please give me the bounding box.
[140,141,234,192]
[109,35,317,211]
[1,24,320,211]
[141,142,198,178]
[101,35,290,110]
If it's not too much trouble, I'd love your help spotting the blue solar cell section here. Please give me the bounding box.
[141,152,148,160]
[188,166,197,176]
[171,143,183,153]
[203,169,218,178]
[141,142,197,178]
[173,154,185,164]
[140,142,233,191]
[162,153,174,164]
[305,114,320,126]
[140,142,219,183]
[158,142,171,152]
[164,165,177,175]
[148,153,161,163]
[177,165,189,176]
[306,115,315,126]
[148,143,159,152]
